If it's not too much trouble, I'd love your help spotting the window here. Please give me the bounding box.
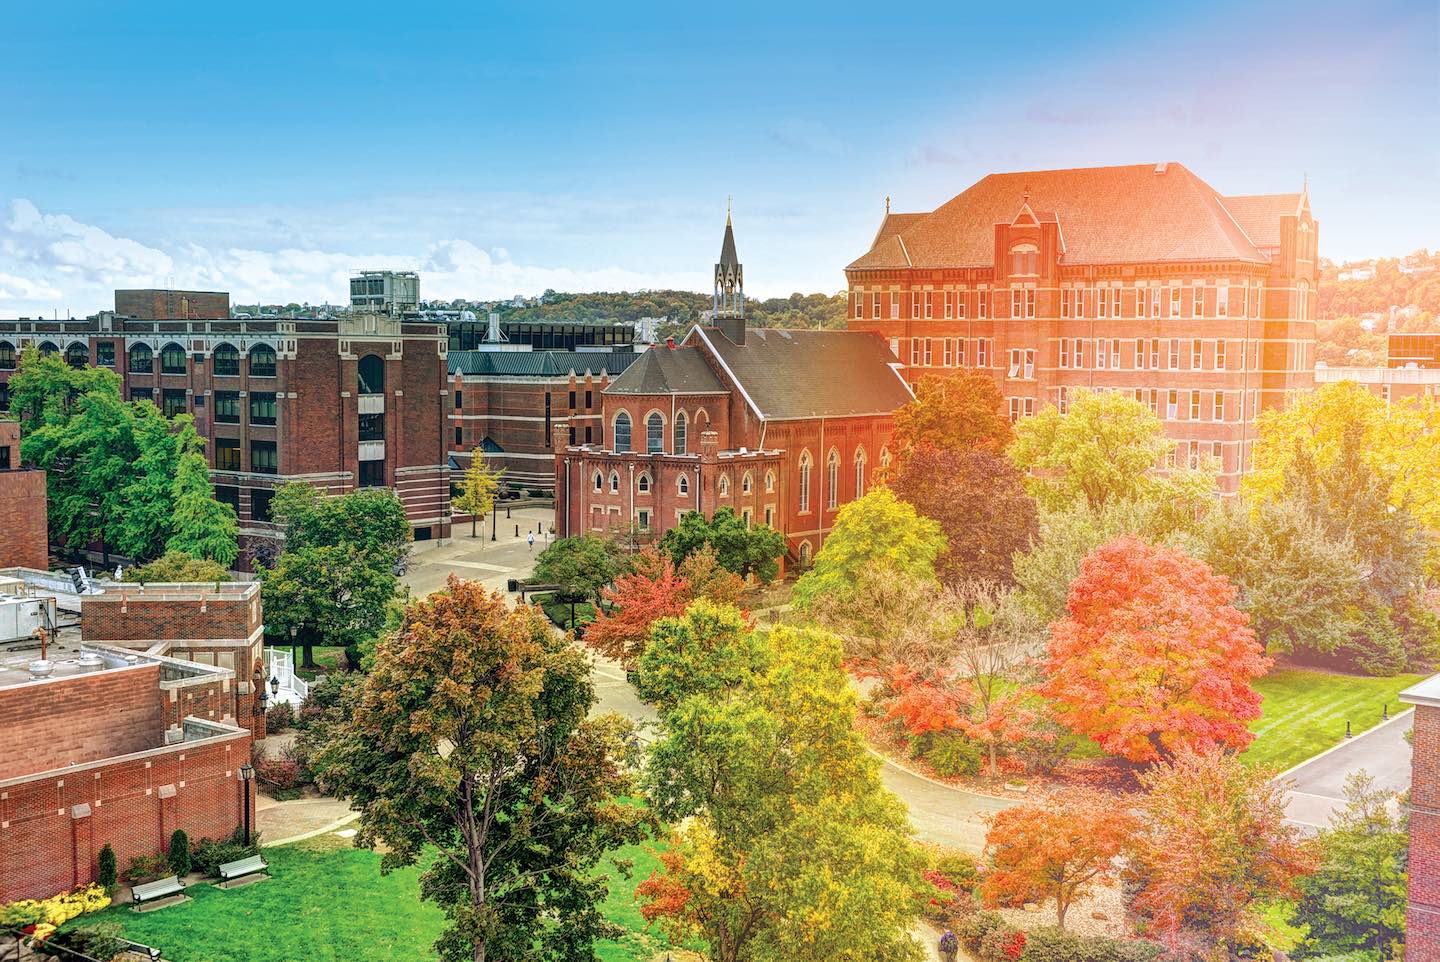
[678,474,689,496]
[130,343,153,373]
[1297,281,1310,323]
[585,425,593,444]
[1216,285,1229,318]
[956,338,967,366]
[872,292,881,319]
[1059,338,1070,369]
[1007,397,1035,422]
[977,338,991,368]
[455,426,463,447]
[359,413,384,441]
[911,290,921,319]
[609,472,620,494]
[214,484,240,515]
[826,449,839,510]
[252,488,276,523]
[1097,286,1109,320]
[130,387,153,404]
[854,291,863,319]
[585,389,593,408]
[923,338,933,366]
[764,506,774,527]
[1191,283,1205,319]
[568,390,576,409]
[1061,288,1072,318]
[65,342,89,369]
[249,344,277,377]
[957,290,967,319]
[798,453,812,512]
[213,343,240,376]
[251,441,278,474]
[594,471,603,492]
[854,449,866,497]
[910,339,921,366]
[160,342,186,374]
[1190,391,1201,421]
[215,438,241,471]
[1135,338,1147,371]
[95,342,115,367]
[674,412,687,454]
[214,391,241,423]
[250,392,277,425]
[358,460,384,487]
[978,289,989,319]
[1149,339,1160,370]
[944,291,954,319]
[1215,340,1227,370]
[162,389,187,417]
[1010,244,1038,276]
[1109,339,1121,369]
[889,292,899,319]
[1149,287,1161,319]
[1075,284,1088,319]
[0,341,13,370]
[1007,349,1035,379]
[742,471,752,494]
[1212,391,1224,422]
[637,473,651,494]
[799,541,812,566]
[455,391,464,410]
[719,474,730,497]
[646,412,664,454]
[1170,285,1182,318]
[765,470,775,493]
[638,510,651,532]
[1058,385,1070,414]
[943,338,954,366]
[889,337,901,360]
[1191,340,1203,370]
[613,412,631,452]
[1011,288,1024,318]
[1252,284,1262,318]
[358,355,385,395]
[1168,338,1180,370]
[37,341,58,356]
[923,291,933,319]
[1096,339,1106,370]
[1024,288,1036,318]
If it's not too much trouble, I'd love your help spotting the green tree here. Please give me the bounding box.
[167,829,191,877]
[314,577,650,962]
[657,507,786,583]
[533,535,624,609]
[122,550,232,584]
[272,482,412,571]
[1291,773,1407,960]
[638,623,924,962]
[166,448,239,567]
[1008,388,1210,511]
[634,600,769,711]
[454,451,505,538]
[792,488,945,611]
[260,543,398,669]
[96,843,117,891]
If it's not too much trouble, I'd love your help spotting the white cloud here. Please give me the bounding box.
[0,198,711,314]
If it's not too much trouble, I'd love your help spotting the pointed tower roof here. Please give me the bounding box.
[719,214,739,268]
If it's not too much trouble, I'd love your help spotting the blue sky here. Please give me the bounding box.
[0,0,1435,313]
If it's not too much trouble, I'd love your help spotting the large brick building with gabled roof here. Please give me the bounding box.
[554,215,912,564]
[845,161,1318,492]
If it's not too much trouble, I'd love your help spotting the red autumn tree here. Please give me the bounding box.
[891,447,1038,587]
[1040,536,1271,763]
[1126,748,1317,955]
[887,370,1013,476]
[583,547,691,668]
[981,787,1133,930]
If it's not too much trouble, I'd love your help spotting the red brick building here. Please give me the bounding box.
[114,289,230,321]
[0,645,253,902]
[449,350,638,495]
[845,162,1318,493]
[0,422,48,570]
[1401,677,1440,957]
[1317,331,1440,404]
[555,217,912,562]
[0,308,452,561]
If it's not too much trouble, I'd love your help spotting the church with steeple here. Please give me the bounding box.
[553,208,914,567]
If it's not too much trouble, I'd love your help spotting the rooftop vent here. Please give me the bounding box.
[1154,162,1169,174]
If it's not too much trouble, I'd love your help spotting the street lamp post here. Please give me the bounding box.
[289,625,298,669]
[491,498,498,542]
[238,763,255,846]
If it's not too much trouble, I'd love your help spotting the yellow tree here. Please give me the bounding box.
[454,449,505,538]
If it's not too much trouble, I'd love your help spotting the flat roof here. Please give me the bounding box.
[1401,674,1440,709]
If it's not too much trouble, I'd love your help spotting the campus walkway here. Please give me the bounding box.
[1280,708,1413,831]
[402,505,554,598]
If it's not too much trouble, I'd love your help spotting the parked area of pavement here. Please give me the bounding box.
[1281,708,1414,830]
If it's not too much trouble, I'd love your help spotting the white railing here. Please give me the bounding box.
[267,648,309,702]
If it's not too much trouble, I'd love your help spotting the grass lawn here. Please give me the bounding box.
[1243,667,1423,772]
[68,835,675,962]
[294,646,347,680]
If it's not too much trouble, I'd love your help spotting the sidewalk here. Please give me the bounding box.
[256,793,358,845]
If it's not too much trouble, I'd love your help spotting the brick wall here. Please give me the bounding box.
[1409,703,1440,957]
[0,729,250,901]
[0,665,164,781]
[81,593,258,645]
[0,421,49,570]
[113,289,230,320]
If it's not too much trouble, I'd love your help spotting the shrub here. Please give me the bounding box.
[931,851,979,893]
[96,843,117,892]
[192,829,262,877]
[124,853,169,886]
[978,924,1025,962]
[958,908,1007,953]
[167,829,191,877]
[1019,926,1162,962]
[40,920,125,961]
[928,733,984,778]
[266,700,295,732]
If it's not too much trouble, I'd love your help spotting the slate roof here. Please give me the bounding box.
[449,350,639,378]
[696,327,913,419]
[605,344,727,395]
[848,163,1302,270]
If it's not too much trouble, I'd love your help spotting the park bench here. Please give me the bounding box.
[122,939,163,960]
[131,875,185,907]
[217,854,270,885]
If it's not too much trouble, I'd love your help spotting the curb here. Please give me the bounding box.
[864,744,1016,803]
[1272,706,1414,784]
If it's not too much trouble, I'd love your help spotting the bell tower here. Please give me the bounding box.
[713,201,745,344]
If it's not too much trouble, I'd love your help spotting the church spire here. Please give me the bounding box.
[713,205,745,344]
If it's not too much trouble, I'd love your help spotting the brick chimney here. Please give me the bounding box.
[699,430,719,464]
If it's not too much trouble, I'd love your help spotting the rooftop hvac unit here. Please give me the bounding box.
[0,594,55,645]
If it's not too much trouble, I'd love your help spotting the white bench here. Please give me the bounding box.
[122,939,163,961]
[217,854,269,884]
[131,875,185,906]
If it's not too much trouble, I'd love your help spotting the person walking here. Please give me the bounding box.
[527,532,536,552]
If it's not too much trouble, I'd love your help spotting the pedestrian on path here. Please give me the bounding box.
[528,532,535,551]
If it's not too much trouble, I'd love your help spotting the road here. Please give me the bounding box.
[403,523,1016,855]
[1281,708,1413,831]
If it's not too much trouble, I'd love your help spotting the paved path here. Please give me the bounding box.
[402,506,551,598]
[1280,708,1413,831]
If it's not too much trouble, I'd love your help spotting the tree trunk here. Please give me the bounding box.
[1056,892,1068,930]
[302,641,316,670]
[1146,730,1172,762]
[471,515,477,538]
[989,742,999,779]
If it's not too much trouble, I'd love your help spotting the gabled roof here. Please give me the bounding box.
[1221,193,1304,249]
[605,344,727,395]
[449,350,639,378]
[695,328,913,419]
[848,163,1290,270]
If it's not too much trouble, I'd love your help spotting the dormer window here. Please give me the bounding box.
[1010,244,1039,277]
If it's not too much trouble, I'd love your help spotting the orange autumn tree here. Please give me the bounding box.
[1040,536,1271,763]
[886,370,1013,476]
[981,787,1133,930]
[584,545,744,669]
